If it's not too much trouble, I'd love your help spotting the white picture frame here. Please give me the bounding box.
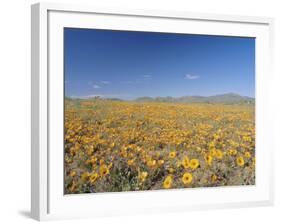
[31,2,274,221]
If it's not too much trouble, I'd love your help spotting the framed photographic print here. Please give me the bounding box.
[31,2,274,221]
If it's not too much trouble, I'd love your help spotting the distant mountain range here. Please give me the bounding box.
[67,93,255,104]
[134,93,255,104]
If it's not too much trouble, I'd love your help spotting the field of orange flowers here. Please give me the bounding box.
[64,99,255,194]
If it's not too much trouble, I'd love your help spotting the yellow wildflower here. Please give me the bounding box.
[163,175,173,189]
[168,167,175,174]
[215,149,223,159]
[81,172,90,182]
[182,172,193,185]
[204,154,213,166]
[189,159,200,170]
[211,174,218,182]
[236,156,245,167]
[70,170,76,177]
[169,151,177,159]
[210,148,216,157]
[89,172,99,183]
[228,149,237,156]
[99,164,109,177]
[127,159,135,166]
[147,159,156,168]
[139,171,148,182]
[244,151,251,158]
[181,156,190,169]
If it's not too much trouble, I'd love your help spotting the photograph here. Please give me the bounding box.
[64,28,255,194]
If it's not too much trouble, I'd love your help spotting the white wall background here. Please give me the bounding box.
[0,0,279,223]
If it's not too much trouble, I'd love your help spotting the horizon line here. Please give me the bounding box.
[66,92,255,101]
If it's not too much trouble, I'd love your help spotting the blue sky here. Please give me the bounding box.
[64,28,255,100]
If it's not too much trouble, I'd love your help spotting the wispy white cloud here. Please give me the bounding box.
[120,80,134,84]
[93,84,101,89]
[101,81,110,85]
[143,75,152,80]
[143,75,152,78]
[184,74,200,80]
